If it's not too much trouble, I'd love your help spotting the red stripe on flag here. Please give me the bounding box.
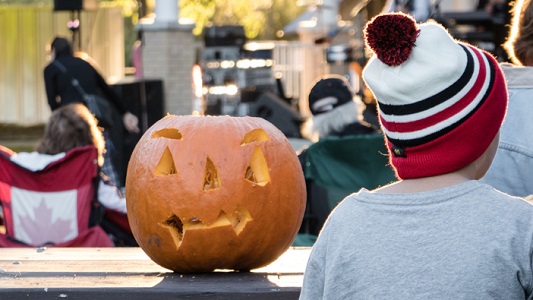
[0,146,98,192]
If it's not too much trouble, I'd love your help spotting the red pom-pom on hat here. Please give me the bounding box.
[364,13,420,66]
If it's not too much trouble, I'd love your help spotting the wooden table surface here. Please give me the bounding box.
[0,246,311,299]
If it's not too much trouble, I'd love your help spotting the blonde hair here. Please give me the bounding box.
[37,103,105,166]
[505,0,533,66]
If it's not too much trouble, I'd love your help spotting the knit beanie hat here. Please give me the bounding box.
[308,75,355,115]
[362,13,508,179]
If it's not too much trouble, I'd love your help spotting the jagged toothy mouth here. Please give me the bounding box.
[160,207,252,248]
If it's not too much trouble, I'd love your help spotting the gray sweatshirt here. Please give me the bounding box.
[300,181,533,299]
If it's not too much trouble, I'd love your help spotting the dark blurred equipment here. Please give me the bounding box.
[112,80,165,130]
[200,25,303,137]
[204,25,246,48]
[110,79,165,186]
[54,0,97,52]
[247,92,304,138]
[433,1,511,61]
[54,0,97,11]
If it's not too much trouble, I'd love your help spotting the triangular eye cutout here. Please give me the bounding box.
[203,157,221,190]
[244,146,270,186]
[155,147,177,176]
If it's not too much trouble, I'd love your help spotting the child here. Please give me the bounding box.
[299,13,533,299]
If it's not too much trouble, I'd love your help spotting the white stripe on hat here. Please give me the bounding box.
[380,45,492,142]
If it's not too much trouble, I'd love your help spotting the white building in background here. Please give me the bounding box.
[153,0,179,23]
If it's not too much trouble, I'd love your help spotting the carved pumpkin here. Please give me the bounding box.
[125,115,306,272]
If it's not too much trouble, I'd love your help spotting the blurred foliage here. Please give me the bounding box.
[180,0,216,36]
[180,0,305,39]
[0,0,138,20]
[101,0,305,40]
[100,0,138,22]
[0,0,305,64]
[205,0,269,38]
[0,0,305,40]
[0,0,48,3]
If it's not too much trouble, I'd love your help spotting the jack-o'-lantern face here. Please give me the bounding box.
[126,115,306,273]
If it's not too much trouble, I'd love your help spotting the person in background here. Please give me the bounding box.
[11,103,127,215]
[300,74,379,143]
[481,0,533,197]
[297,75,384,237]
[300,13,533,299]
[9,103,133,245]
[43,36,139,187]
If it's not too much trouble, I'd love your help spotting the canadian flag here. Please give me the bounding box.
[0,145,97,246]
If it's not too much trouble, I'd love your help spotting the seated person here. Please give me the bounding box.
[300,74,379,142]
[297,75,388,237]
[7,103,132,245]
[13,103,126,213]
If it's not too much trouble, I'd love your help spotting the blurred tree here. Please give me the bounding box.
[180,0,216,36]
[104,0,292,64]
[180,0,305,39]
[3,0,305,41]
[271,0,308,39]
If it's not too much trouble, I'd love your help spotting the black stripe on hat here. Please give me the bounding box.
[379,44,474,116]
[386,49,495,148]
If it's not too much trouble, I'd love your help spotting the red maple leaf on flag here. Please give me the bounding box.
[18,197,76,245]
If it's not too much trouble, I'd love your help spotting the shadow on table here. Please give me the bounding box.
[1,271,302,299]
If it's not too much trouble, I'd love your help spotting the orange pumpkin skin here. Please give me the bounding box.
[125,115,306,272]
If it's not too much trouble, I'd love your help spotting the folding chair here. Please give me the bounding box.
[298,134,397,239]
[0,145,113,247]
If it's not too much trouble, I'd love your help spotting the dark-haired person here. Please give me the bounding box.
[43,36,139,186]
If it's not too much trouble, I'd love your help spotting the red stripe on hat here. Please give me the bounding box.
[380,47,488,136]
[389,50,508,179]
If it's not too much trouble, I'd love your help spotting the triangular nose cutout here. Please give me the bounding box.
[203,157,221,190]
